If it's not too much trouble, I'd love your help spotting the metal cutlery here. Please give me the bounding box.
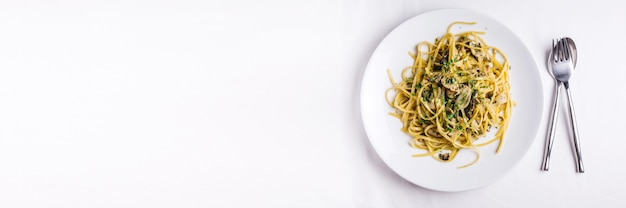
[542,37,584,173]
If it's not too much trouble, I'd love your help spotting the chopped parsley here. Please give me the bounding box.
[442,58,458,72]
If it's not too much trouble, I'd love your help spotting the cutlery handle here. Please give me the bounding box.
[564,82,584,173]
[542,81,562,171]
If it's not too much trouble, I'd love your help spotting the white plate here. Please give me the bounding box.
[360,9,543,192]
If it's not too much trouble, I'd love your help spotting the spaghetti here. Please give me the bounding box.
[385,22,514,168]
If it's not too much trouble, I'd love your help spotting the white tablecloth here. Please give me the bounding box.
[0,0,623,207]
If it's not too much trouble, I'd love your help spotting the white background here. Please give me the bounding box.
[0,0,624,207]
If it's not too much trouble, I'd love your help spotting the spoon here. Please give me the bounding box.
[562,38,584,173]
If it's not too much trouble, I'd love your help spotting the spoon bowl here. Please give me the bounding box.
[566,37,577,67]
